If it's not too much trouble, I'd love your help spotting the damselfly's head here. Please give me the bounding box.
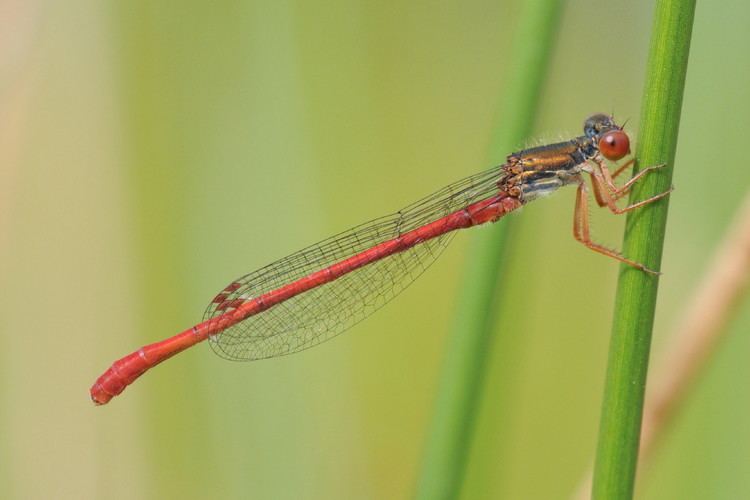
[583,113,631,162]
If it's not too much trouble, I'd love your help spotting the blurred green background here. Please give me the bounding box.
[1,1,748,499]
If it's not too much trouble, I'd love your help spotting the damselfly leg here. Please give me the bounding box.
[574,162,672,274]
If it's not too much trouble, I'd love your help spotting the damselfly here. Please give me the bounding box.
[91,114,671,405]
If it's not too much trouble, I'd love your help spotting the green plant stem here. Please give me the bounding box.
[591,1,696,499]
[414,1,563,499]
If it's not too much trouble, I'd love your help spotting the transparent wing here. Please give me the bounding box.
[204,165,505,361]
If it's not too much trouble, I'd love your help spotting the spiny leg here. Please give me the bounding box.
[595,158,634,191]
[590,172,609,208]
[588,161,668,208]
[572,179,659,275]
[614,163,668,195]
[593,157,667,198]
[611,158,635,180]
[588,169,673,215]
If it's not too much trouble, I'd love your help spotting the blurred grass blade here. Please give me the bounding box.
[638,192,750,465]
[573,194,750,500]
[592,0,697,498]
[414,1,563,499]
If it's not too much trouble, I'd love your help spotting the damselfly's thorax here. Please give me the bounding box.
[498,114,631,201]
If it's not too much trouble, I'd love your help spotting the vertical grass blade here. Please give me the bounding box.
[414,1,563,498]
[591,1,697,498]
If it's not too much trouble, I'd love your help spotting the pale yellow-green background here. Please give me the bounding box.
[2,1,748,499]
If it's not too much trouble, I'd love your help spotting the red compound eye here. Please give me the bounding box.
[598,130,630,161]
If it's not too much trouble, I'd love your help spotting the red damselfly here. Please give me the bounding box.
[91,114,671,405]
